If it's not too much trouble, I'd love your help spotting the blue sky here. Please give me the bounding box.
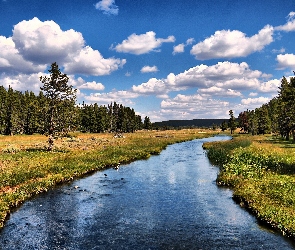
[0,0,295,122]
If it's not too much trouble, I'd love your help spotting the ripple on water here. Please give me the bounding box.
[0,136,295,249]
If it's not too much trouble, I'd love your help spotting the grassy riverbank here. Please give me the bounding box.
[0,129,216,229]
[203,135,295,239]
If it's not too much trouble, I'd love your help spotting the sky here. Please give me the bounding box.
[0,0,295,122]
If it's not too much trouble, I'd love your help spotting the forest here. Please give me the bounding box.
[225,74,295,141]
[0,85,153,136]
[1,61,294,143]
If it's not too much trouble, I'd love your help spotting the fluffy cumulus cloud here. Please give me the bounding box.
[159,94,230,120]
[84,90,139,106]
[132,78,169,96]
[241,97,270,106]
[95,0,119,15]
[172,38,195,55]
[112,31,175,55]
[276,53,295,69]
[64,46,126,76]
[258,79,281,93]
[0,36,46,74]
[197,86,242,97]
[0,17,126,78]
[12,17,84,64]
[0,72,44,93]
[190,25,274,60]
[132,61,269,97]
[173,44,185,55]
[140,65,158,73]
[72,77,105,91]
[275,12,295,32]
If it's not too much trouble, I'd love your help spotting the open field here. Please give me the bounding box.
[0,129,217,229]
[203,134,295,239]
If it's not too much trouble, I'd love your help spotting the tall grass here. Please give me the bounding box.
[205,135,295,239]
[0,129,216,229]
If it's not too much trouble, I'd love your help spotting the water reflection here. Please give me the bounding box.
[0,136,294,249]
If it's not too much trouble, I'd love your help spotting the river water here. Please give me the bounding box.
[0,136,294,249]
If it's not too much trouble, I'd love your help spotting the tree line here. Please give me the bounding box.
[0,64,152,138]
[225,73,295,141]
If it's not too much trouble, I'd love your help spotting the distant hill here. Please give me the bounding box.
[153,119,227,128]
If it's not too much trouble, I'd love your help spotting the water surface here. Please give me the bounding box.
[0,136,294,249]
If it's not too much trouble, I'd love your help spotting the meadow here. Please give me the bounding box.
[0,129,215,229]
[203,134,295,239]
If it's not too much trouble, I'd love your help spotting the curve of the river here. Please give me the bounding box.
[0,136,295,249]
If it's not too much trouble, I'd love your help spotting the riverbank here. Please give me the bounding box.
[203,135,295,239]
[0,129,216,229]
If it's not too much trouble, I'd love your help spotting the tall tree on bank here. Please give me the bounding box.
[228,110,237,134]
[40,62,77,151]
[143,116,152,130]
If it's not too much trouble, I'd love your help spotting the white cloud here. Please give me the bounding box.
[12,17,84,64]
[186,38,195,45]
[288,12,295,19]
[0,18,125,76]
[172,38,195,55]
[159,93,230,120]
[249,92,258,97]
[95,0,118,15]
[74,77,105,91]
[241,97,270,106]
[132,61,269,97]
[272,48,286,54]
[0,72,44,93]
[64,46,126,76]
[173,44,185,55]
[275,12,295,32]
[190,25,274,60]
[276,53,295,69]
[112,31,175,55]
[275,20,295,32]
[258,79,281,93]
[84,90,139,106]
[197,86,242,97]
[132,78,169,96]
[140,65,158,73]
[0,36,46,74]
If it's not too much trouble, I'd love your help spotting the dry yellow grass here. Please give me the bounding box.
[0,129,217,229]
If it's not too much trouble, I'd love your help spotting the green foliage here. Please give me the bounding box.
[206,136,295,238]
[40,62,77,150]
[0,130,216,229]
[0,79,144,138]
[204,137,251,166]
[228,110,237,134]
[238,74,295,141]
[143,116,152,130]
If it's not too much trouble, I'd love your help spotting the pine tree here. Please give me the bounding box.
[40,62,77,150]
[228,110,237,134]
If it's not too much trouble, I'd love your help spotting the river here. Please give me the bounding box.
[0,135,294,249]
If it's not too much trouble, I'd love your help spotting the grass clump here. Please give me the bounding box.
[205,135,295,239]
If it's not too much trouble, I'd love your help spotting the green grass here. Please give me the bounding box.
[0,129,217,229]
[204,135,295,239]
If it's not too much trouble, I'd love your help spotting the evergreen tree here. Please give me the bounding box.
[248,110,258,135]
[228,110,237,134]
[220,120,228,132]
[267,98,279,135]
[238,110,249,133]
[256,105,271,135]
[143,116,152,130]
[277,76,295,140]
[40,62,77,150]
